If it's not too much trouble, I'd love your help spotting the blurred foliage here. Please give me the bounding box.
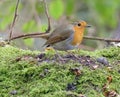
[0,0,120,49]
[49,0,64,19]
[22,20,38,33]
[39,24,48,32]
[35,1,45,14]
[23,38,34,47]
[0,1,15,30]
[65,0,74,16]
[87,0,119,27]
[86,0,120,37]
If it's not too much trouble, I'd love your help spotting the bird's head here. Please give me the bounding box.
[74,21,91,29]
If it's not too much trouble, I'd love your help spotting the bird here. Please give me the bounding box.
[39,21,90,51]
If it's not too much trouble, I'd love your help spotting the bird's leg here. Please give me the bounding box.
[45,46,54,51]
[45,47,66,63]
[54,50,66,63]
[66,50,80,60]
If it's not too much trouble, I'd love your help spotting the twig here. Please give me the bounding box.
[7,32,49,40]
[43,0,51,33]
[8,0,20,43]
[6,0,51,41]
[83,36,120,42]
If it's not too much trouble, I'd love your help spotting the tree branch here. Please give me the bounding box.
[8,0,20,43]
[7,0,51,42]
[8,32,46,40]
[6,32,120,43]
[83,36,120,42]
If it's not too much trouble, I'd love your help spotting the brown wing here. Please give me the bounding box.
[44,24,74,45]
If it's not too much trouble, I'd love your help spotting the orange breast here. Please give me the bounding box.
[71,27,84,46]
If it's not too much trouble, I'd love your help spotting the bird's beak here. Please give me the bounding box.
[86,25,91,27]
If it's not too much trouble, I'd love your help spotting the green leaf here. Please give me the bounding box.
[49,0,64,19]
[23,38,34,47]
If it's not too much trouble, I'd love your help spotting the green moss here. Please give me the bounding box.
[0,45,120,97]
[96,47,120,59]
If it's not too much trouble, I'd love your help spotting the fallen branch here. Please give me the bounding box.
[8,0,20,43]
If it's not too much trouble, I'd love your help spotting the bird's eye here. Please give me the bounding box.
[78,23,81,26]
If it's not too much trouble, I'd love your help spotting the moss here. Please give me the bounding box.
[96,47,120,59]
[0,45,120,97]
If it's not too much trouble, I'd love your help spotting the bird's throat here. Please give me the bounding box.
[71,28,84,46]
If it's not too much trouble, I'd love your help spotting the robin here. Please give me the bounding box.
[39,21,90,51]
